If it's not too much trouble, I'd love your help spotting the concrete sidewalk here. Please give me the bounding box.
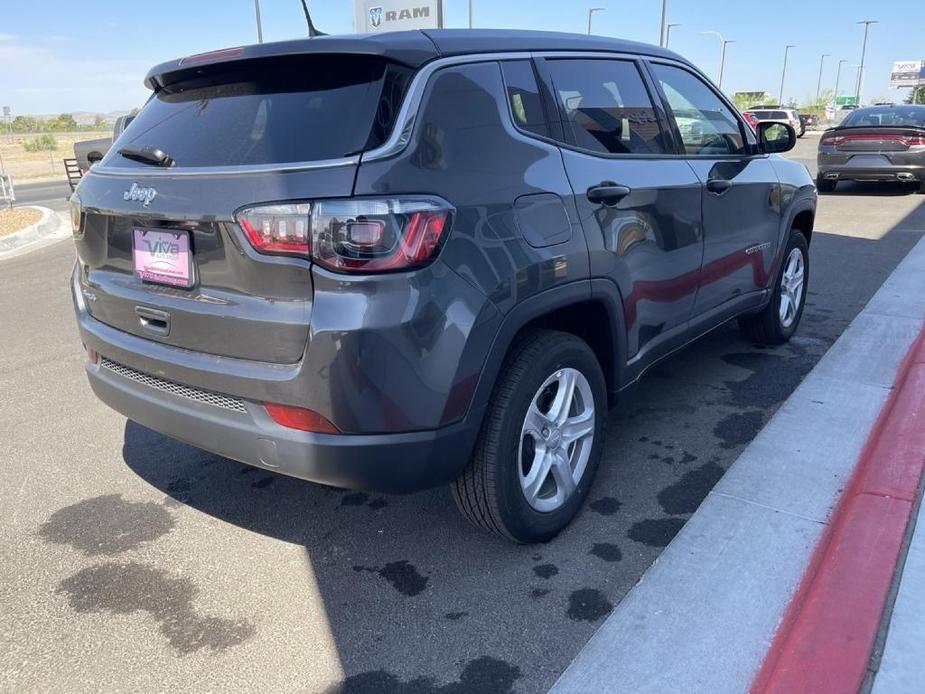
[872,490,925,693]
[552,235,925,694]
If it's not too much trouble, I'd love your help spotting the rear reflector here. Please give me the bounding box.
[264,403,339,434]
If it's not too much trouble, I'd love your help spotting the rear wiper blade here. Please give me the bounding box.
[118,146,175,168]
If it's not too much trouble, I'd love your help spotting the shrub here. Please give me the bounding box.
[22,133,58,152]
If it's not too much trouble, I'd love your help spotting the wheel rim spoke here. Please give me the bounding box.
[779,248,804,328]
[561,409,594,447]
[549,450,577,500]
[522,448,553,502]
[548,370,577,425]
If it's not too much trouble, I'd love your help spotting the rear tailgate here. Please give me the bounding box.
[74,53,412,364]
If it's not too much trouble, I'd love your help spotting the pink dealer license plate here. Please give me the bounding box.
[132,229,192,288]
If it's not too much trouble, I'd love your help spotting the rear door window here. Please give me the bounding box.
[650,63,746,155]
[104,55,411,169]
[500,60,550,139]
[544,59,666,155]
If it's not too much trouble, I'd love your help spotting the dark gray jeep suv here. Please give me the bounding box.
[70,30,815,542]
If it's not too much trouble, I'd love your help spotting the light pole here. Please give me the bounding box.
[587,7,605,35]
[468,0,472,28]
[253,0,263,43]
[816,54,830,100]
[779,44,796,106]
[666,23,680,48]
[700,31,734,91]
[855,20,878,103]
[659,0,668,47]
[834,59,848,103]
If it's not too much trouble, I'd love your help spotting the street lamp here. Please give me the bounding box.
[666,23,680,48]
[587,7,605,35]
[468,0,473,28]
[700,31,734,90]
[253,0,263,43]
[816,54,830,100]
[659,0,669,47]
[834,59,849,103]
[855,20,878,103]
[779,44,796,107]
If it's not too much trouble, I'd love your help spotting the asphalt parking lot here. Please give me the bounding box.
[2,134,924,693]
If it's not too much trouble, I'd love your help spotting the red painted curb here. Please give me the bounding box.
[752,330,925,694]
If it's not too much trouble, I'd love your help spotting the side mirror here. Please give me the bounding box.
[757,122,796,154]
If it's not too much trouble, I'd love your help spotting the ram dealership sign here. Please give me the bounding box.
[356,0,443,33]
[890,60,925,89]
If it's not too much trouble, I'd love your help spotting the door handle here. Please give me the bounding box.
[587,181,631,207]
[706,178,733,195]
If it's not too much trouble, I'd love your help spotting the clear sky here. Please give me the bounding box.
[0,0,920,115]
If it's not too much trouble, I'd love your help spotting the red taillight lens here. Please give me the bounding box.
[264,403,339,433]
[820,134,844,147]
[179,47,244,66]
[236,197,452,272]
[311,198,451,273]
[236,203,311,256]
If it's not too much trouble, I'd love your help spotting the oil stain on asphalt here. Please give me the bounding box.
[627,518,686,547]
[39,494,175,556]
[353,560,429,596]
[567,588,613,622]
[589,543,622,562]
[587,497,622,515]
[336,655,521,694]
[57,562,256,654]
[657,462,725,515]
[533,563,558,579]
[713,410,766,450]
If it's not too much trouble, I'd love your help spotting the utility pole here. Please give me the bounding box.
[587,7,605,35]
[253,0,263,43]
[700,32,734,91]
[779,44,796,106]
[816,54,830,100]
[659,0,668,47]
[666,23,680,48]
[855,20,878,104]
[834,59,848,103]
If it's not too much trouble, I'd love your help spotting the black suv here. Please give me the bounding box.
[71,30,815,542]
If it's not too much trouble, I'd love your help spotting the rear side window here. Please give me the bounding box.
[650,63,746,155]
[545,59,666,155]
[104,55,411,168]
[501,60,549,139]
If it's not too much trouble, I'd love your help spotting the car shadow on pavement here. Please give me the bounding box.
[120,204,925,693]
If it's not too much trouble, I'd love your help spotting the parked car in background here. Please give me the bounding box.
[817,104,925,192]
[799,113,818,131]
[742,110,759,131]
[70,30,815,542]
[73,114,136,173]
[747,106,804,137]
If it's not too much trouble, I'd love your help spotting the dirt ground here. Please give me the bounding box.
[0,132,109,182]
[0,207,42,236]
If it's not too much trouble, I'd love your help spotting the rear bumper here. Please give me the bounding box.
[86,356,482,493]
[818,160,925,183]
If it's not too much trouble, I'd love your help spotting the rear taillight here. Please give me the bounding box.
[235,197,452,273]
[236,203,311,255]
[264,403,339,433]
[820,134,844,147]
[820,133,925,147]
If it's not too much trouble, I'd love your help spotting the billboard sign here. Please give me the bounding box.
[355,0,443,33]
[890,60,925,88]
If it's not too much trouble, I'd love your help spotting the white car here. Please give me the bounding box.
[746,107,803,137]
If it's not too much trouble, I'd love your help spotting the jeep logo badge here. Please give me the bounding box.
[124,182,157,207]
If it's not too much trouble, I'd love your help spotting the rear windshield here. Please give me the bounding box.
[842,107,925,128]
[750,110,787,120]
[103,55,411,168]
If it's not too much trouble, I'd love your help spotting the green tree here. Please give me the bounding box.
[22,133,58,152]
[906,86,925,105]
[732,92,767,111]
[800,90,834,116]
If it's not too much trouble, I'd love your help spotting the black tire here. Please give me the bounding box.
[816,176,837,193]
[738,230,809,345]
[451,329,607,543]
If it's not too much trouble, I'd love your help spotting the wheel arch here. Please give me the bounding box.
[468,280,628,416]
